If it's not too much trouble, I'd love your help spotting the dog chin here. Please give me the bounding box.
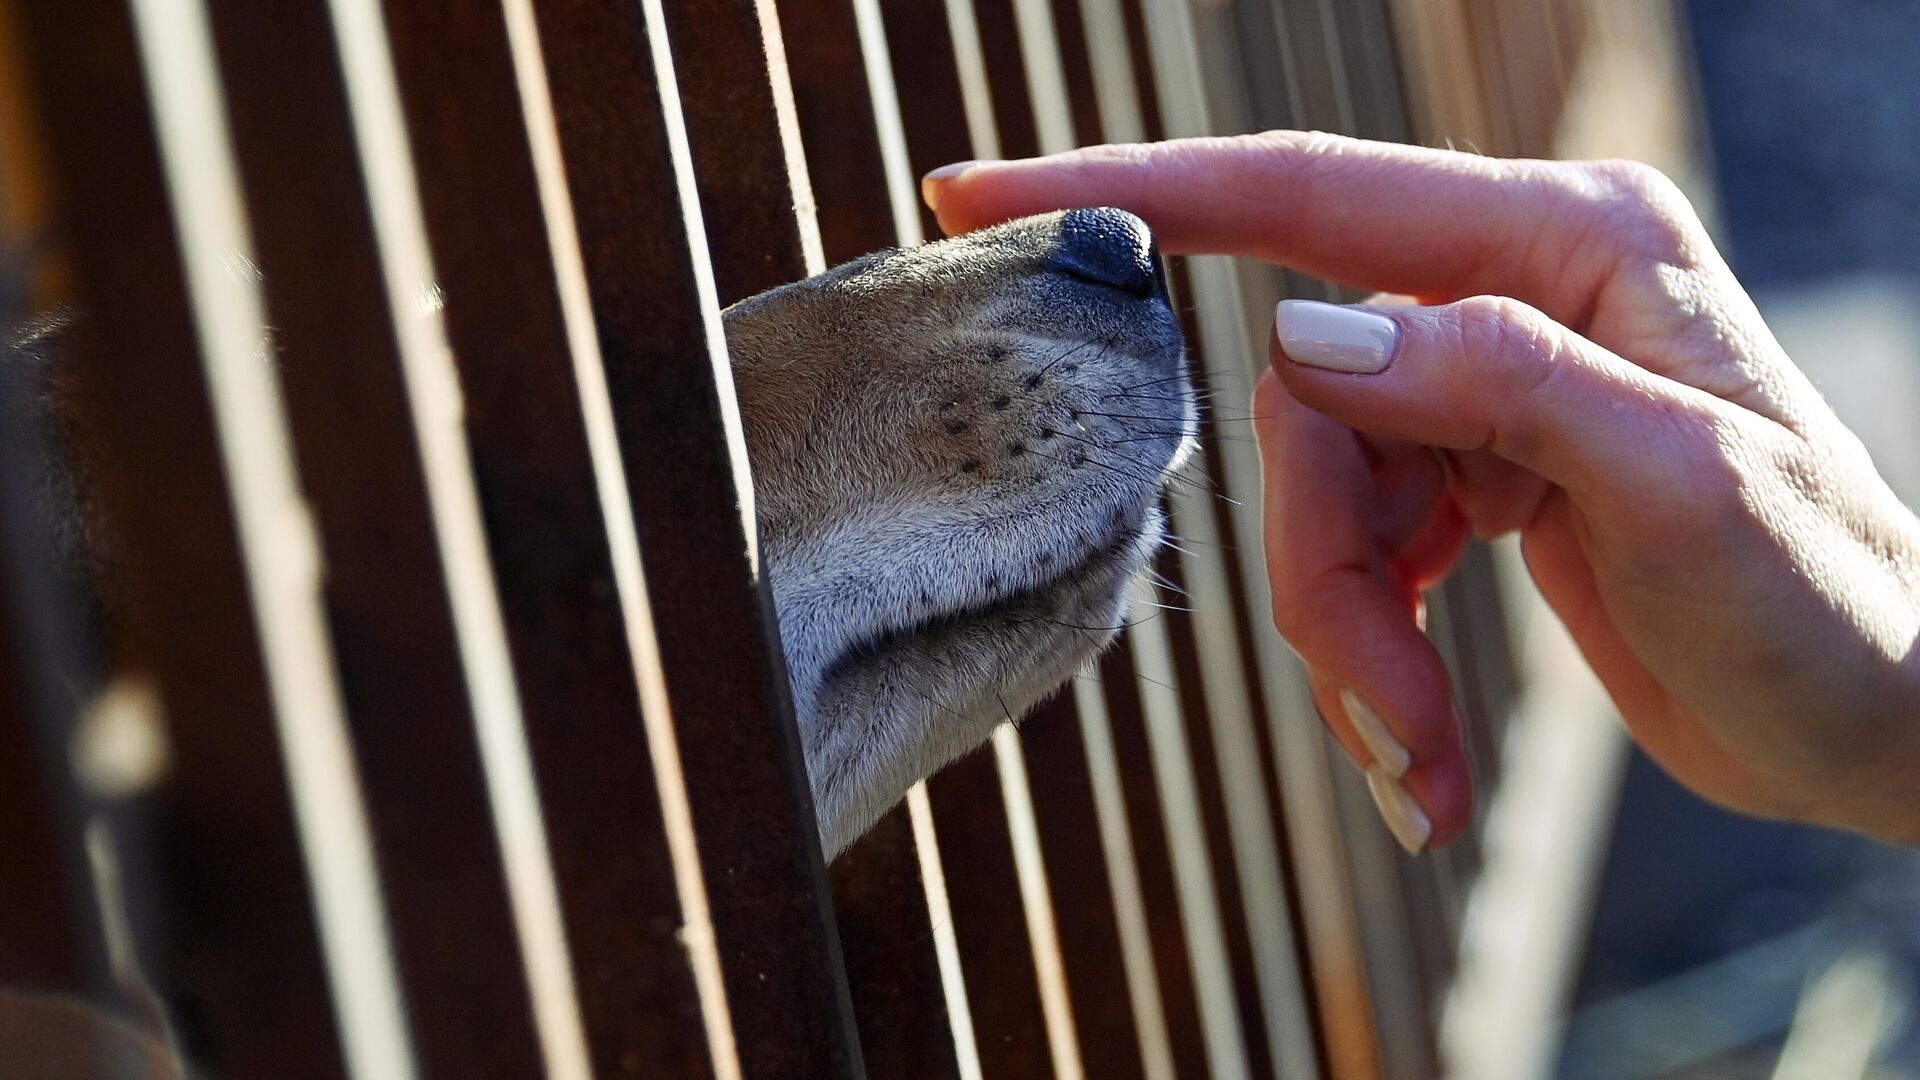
[806,503,1167,856]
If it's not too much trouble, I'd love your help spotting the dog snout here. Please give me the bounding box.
[1046,207,1165,300]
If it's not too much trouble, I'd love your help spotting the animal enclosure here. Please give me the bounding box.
[0,0,1696,1077]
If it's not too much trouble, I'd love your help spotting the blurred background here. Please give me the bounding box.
[1551,2,1920,1077]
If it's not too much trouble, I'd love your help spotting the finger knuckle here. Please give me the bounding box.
[1583,158,1681,204]
[1570,158,1705,264]
[1452,294,1557,370]
[1269,586,1309,644]
[1448,295,1569,463]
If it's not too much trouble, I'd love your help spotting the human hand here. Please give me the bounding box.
[923,132,1920,851]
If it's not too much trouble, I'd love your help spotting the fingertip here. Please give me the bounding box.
[1304,640,1456,774]
[922,159,994,235]
[1404,747,1475,850]
[1250,367,1292,444]
[1265,318,1354,420]
[1348,636,1459,766]
[1305,669,1379,774]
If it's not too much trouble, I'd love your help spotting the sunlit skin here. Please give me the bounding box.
[925,131,1920,849]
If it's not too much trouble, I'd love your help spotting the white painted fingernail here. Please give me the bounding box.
[1340,688,1410,778]
[1275,299,1399,374]
[1364,766,1432,855]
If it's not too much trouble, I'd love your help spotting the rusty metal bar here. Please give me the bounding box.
[1097,643,1214,1080]
[9,0,415,1072]
[1020,692,1154,1080]
[671,2,965,1074]
[879,0,973,242]
[776,0,904,259]
[194,3,556,1073]
[660,0,821,305]
[828,809,966,1080]
[360,0,863,1074]
[1153,550,1282,1080]
[1114,4,1333,1077]
[927,750,1060,1075]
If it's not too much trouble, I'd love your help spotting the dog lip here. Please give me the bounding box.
[818,519,1149,688]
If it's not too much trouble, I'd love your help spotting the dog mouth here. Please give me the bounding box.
[817,508,1161,690]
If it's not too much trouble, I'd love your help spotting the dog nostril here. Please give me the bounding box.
[1048,207,1164,300]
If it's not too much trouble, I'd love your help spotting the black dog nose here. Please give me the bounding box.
[1048,207,1165,299]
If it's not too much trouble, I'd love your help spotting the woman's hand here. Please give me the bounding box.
[924,132,1920,851]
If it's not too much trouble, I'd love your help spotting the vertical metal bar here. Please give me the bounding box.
[193,1,572,1073]
[776,0,908,257]
[1122,570,1258,1080]
[10,0,413,1073]
[1065,670,1182,1080]
[927,749,1064,1076]
[374,0,863,1074]
[659,0,823,304]
[670,2,964,1076]
[1045,0,1107,145]
[1325,0,1414,144]
[1113,4,1332,1077]
[828,809,967,1080]
[1021,693,1156,1080]
[786,2,1122,1076]
[1097,644,1213,1080]
[879,0,977,241]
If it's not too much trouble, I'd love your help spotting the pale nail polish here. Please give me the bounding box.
[1274,299,1399,374]
[920,160,991,212]
[1365,765,1432,855]
[1340,688,1410,778]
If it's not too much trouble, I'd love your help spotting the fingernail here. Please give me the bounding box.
[921,160,990,212]
[1274,299,1399,374]
[1340,688,1410,778]
[1365,766,1432,855]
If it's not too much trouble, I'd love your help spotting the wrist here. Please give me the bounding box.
[1853,520,1920,844]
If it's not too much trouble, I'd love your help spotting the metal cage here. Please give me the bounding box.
[0,0,1698,1076]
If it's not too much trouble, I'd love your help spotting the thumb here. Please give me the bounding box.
[1269,296,1734,503]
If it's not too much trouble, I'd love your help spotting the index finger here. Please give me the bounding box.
[925,132,1592,311]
